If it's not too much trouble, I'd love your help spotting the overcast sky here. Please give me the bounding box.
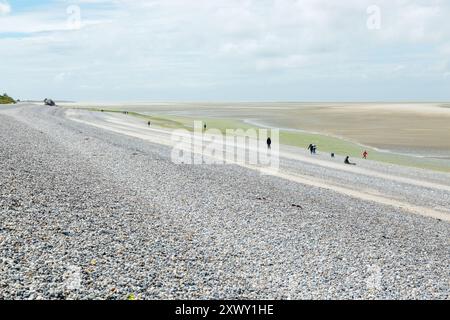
[1,0,450,102]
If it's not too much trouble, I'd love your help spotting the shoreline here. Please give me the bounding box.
[242,118,449,160]
[64,106,450,174]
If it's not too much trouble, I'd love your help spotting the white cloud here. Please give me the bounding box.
[1,0,450,101]
[0,1,11,15]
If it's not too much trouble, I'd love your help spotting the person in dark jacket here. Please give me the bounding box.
[345,156,356,165]
[267,137,272,149]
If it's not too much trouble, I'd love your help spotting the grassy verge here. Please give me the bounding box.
[0,93,16,104]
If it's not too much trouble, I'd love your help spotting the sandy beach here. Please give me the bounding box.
[63,102,450,158]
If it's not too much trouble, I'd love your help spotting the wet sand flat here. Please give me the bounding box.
[65,102,450,158]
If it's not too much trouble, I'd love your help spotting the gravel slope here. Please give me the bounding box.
[0,104,449,300]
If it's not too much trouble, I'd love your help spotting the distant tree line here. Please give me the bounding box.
[0,93,16,104]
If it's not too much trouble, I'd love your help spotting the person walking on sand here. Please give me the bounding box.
[363,150,368,159]
[308,144,314,155]
[267,137,272,149]
[147,121,151,127]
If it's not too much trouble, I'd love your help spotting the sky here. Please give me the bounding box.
[1,0,450,102]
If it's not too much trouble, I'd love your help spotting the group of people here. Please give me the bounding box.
[266,137,369,166]
[147,118,368,166]
[342,151,370,165]
[307,144,318,155]
[266,138,369,166]
[307,143,369,166]
[342,150,370,165]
